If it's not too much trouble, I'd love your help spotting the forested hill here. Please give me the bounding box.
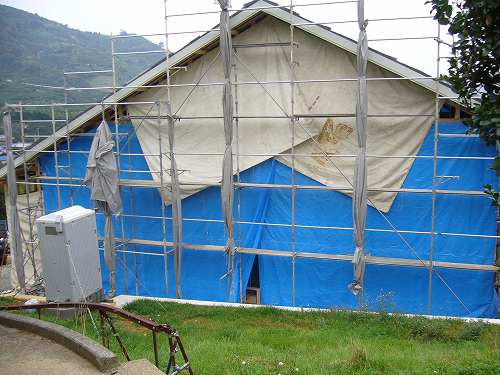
[0,4,163,117]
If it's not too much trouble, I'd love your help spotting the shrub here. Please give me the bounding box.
[407,318,453,342]
[457,322,486,342]
[347,343,368,369]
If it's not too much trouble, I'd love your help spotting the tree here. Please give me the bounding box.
[427,0,499,204]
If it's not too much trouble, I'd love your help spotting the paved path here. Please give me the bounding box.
[0,323,165,375]
[0,323,103,375]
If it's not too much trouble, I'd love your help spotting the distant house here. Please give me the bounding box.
[11,142,32,149]
[1,0,497,317]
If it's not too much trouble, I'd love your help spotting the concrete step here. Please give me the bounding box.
[118,359,165,375]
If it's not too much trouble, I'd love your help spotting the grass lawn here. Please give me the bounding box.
[1,296,499,374]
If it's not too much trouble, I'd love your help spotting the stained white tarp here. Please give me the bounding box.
[128,16,435,213]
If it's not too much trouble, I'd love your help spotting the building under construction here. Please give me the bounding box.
[1,0,498,318]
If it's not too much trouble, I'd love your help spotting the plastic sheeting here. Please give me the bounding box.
[39,124,253,302]
[84,120,122,296]
[218,0,236,286]
[350,0,369,294]
[38,121,499,318]
[259,122,498,317]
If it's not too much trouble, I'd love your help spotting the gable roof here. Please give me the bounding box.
[0,0,455,179]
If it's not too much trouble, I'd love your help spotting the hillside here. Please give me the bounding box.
[0,4,163,125]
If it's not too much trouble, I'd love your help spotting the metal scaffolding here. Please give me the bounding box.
[1,0,498,316]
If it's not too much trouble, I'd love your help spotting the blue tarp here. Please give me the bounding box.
[39,121,499,317]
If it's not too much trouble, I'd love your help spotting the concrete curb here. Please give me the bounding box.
[0,311,119,373]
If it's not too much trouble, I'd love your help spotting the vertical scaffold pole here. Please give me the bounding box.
[350,0,368,305]
[164,0,183,299]
[63,74,75,206]
[217,0,235,301]
[51,105,62,210]
[110,35,120,297]
[289,0,297,307]
[429,21,442,315]
[233,48,243,302]
[19,103,38,280]
[3,109,26,290]
[158,101,169,294]
[127,128,139,296]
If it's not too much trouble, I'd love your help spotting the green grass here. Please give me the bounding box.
[1,297,499,374]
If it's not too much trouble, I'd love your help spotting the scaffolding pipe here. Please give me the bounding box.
[3,0,493,314]
[36,204,500,241]
[28,177,490,196]
[157,101,169,295]
[110,34,120,298]
[428,21,442,315]
[45,76,440,92]
[165,0,184,300]
[233,41,242,302]
[349,0,368,299]
[217,0,236,301]
[64,70,113,75]
[3,110,26,290]
[98,238,498,272]
[63,74,75,206]
[293,15,433,27]
[19,104,38,280]
[113,15,434,38]
[289,0,297,306]
[14,147,496,160]
[113,50,165,56]
[165,1,357,18]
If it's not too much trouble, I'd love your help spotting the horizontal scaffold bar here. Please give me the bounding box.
[17,76,439,92]
[293,15,434,27]
[164,1,357,18]
[113,50,166,56]
[110,16,435,39]
[32,176,489,196]
[126,114,435,120]
[98,237,498,272]
[29,207,500,241]
[14,148,494,161]
[63,70,113,75]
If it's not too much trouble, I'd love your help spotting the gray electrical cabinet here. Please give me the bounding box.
[36,206,102,302]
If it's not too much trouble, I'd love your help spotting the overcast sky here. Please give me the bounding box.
[1,0,452,76]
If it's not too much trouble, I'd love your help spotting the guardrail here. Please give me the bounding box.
[0,302,194,375]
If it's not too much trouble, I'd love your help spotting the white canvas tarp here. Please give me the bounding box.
[128,16,435,212]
